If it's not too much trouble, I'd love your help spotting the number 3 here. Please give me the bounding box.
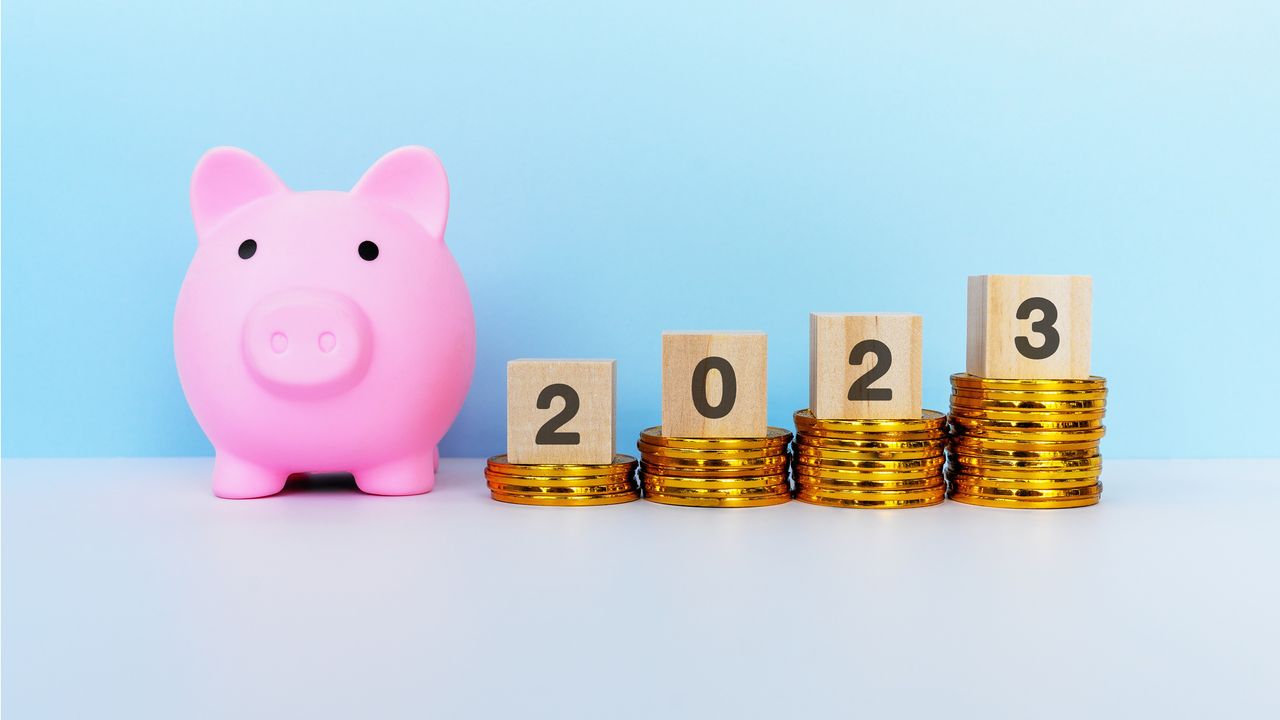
[1015,296,1060,360]
[535,383,581,445]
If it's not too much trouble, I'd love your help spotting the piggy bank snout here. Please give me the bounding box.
[242,290,373,398]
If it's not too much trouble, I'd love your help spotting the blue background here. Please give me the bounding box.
[3,1,1278,459]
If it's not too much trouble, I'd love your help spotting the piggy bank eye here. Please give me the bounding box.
[238,239,257,259]
[358,240,379,261]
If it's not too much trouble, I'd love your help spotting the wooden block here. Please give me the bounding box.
[966,275,1092,379]
[809,313,922,420]
[661,332,767,438]
[506,359,616,464]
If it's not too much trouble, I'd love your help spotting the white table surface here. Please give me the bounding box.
[3,457,1278,719]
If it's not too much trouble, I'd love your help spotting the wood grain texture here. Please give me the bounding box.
[506,359,616,464]
[809,313,922,419]
[661,332,767,438]
[966,275,1092,379]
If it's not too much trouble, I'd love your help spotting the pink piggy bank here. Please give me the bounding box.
[175,147,475,498]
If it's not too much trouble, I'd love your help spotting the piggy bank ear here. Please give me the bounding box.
[190,147,288,238]
[352,146,450,240]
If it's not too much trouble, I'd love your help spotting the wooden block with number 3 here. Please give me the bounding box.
[507,359,616,465]
[662,332,767,438]
[967,275,1092,379]
[809,313,922,420]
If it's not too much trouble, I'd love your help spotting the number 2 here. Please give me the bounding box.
[1015,296,1060,360]
[848,339,892,401]
[535,383,580,445]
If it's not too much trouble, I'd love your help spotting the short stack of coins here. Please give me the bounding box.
[637,427,792,507]
[791,409,948,508]
[946,373,1106,509]
[484,454,640,506]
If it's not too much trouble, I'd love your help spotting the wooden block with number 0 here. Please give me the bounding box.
[967,275,1092,379]
[809,313,922,420]
[506,359,616,464]
[661,332,767,438]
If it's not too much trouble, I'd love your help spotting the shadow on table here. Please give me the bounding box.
[277,473,361,495]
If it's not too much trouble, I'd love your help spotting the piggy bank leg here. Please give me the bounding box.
[434,446,440,472]
[212,453,288,499]
[354,452,435,496]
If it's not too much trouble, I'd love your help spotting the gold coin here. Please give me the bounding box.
[950,454,1102,470]
[947,490,1099,509]
[949,395,1106,412]
[637,472,786,490]
[489,489,640,506]
[636,440,786,460]
[793,464,943,482]
[794,454,945,471]
[950,374,1107,392]
[794,447,943,462]
[794,472,941,491]
[485,454,637,478]
[950,415,1104,431]
[483,467,635,486]
[796,489,944,509]
[946,461,1101,480]
[950,447,1100,461]
[949,480,1102,500]
[949,436,1101,455]
[794,409,947,434]
[794,442,945,461]
[639,460,789,478]
[639,465,788,479]
[946,470,1101,490]
[795,483,945,503]
[949,403,1107,421]
[486,480,638,495]
[950,387,1108,402]
[949,406,1106,423]
[641,481,790,498]
[481,468,632,484]
[794,425,948,442]
[636,452,789,470]
[638,426,792,449]
[643,490,791,508]
[794,434,947,452]
[950,424,1106,443]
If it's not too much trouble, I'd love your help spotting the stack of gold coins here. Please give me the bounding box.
[637,427,792,507]
[791,409,948,508]
[484,454,640,506]
[947,373,1106,509]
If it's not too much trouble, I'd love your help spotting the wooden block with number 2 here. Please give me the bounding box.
[507,359,616,465]
[967,275,1092,379]
[809,313,922,420]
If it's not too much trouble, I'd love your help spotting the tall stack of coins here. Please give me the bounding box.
[947,373,1106,508]
[791,409,948,508]
[637,427,792,507]
[484,454,640,506]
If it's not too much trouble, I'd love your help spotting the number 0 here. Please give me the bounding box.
[535,383,581,445]
[691,356,737,419]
